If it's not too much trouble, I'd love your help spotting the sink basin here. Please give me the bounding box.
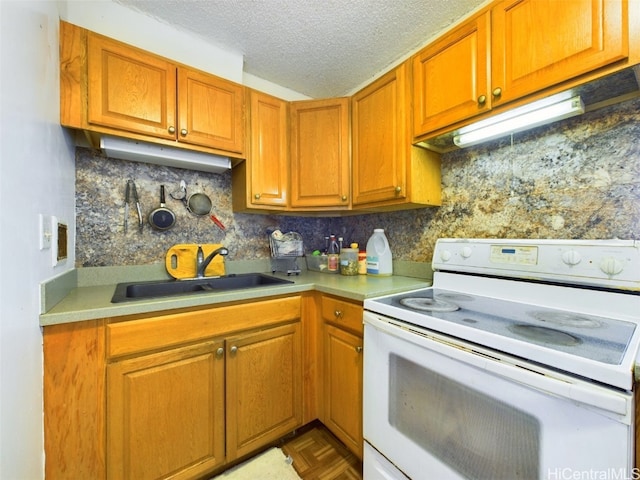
[111,273,294,303]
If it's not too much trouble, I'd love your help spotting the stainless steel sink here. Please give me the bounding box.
[111,273,294,303]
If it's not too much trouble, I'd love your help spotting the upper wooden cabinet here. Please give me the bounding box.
[412,13,491,138]
[492,0,628,105]
[289,98,351,210]
[233,90,288,212]
[413,0,632,140]
[353,63,441,209]
[62,21,245,158]
[176,67,245,153]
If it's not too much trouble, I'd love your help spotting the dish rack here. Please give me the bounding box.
[269,230,304,275]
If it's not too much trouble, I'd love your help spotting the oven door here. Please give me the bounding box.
[363,312,634,480]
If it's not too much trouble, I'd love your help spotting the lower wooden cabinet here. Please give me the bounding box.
[44,296,304,480]
[226,322,303,459]
[107,340,226,480]
[320,295,364,459]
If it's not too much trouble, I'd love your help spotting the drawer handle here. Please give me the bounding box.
[216,347,224,358]
[334,310,343,319]
[355,346,363,353]
[230,345,238,354]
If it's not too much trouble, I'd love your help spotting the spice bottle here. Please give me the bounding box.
[327,234,340,272]
[358,249,367,275]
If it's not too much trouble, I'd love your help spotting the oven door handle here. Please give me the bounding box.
[481,355,630,419]
[365,313,631,421]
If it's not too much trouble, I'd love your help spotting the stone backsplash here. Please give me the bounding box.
[76,97,639,267]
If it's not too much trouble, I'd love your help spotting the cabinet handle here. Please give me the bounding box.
[230,345,238,354]
[492,87,502,98]
[216,347,224,358]
[334,310,343,319]
[477,95,487,105]
[180,128,188,136]
[254,193,261,200]
[395,186,402,194]
[341,195,348,202]
[168,126,176,134]
[355,346,363,353]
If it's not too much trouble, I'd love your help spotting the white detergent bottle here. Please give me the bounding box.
[366,229,392,276]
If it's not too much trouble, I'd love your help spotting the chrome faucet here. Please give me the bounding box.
[196,245,229,278]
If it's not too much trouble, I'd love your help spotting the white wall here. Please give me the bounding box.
[0,1,76,478]
[0,1,305,477]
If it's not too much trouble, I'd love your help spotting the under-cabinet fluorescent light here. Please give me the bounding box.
[453,95,585,148]
[100,135,232,173]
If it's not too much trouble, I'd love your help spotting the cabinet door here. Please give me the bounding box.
[323,324,363,459]
[178,67,245,153]
[352,65,409,206]
[290,98,350,209]
[412,12,491,137]
[107,340,225,480]
[226,322,303,460]
[492,0,628,106]
[87,32,177,140]
[248,90,289,207]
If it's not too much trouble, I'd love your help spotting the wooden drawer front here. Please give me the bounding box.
[321,296,363,334]
[107,296,301,359]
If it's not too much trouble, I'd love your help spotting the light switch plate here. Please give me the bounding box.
[39,214,52,250]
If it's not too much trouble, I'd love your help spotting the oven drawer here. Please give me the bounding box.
[321,295,363,334]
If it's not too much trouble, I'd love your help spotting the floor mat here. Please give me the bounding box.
[212,447,302,480]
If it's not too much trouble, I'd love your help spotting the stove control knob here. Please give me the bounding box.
[600,257,623,276]
[440,250,452,262]
[561,250,582,266]
[461,247,473,259]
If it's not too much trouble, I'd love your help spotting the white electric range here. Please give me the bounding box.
[363,238,640,480]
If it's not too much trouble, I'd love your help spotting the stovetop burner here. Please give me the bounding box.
[399,297,459,312]
[508,324,582,346]
[529,311,602,328]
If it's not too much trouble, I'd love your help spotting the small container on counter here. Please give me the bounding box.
[327,234,340,272]
[340,243,359,276]
[358,249,367,274]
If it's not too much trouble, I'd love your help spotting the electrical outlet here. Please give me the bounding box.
[52,217,68,267]
[39,214,52,250]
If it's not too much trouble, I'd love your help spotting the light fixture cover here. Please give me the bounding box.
[453,95,585,148]
[100,135,232,173]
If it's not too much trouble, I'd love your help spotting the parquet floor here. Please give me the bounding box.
[280,422,363,480]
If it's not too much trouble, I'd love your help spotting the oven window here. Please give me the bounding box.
[389,354,540,479]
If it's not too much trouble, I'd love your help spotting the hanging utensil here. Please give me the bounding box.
[149,185,176,231]
[171,181,225,231]
[123,180,130,233]
[130,180,143,233]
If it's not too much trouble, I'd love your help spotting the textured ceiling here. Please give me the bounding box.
[113,0,486,98]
